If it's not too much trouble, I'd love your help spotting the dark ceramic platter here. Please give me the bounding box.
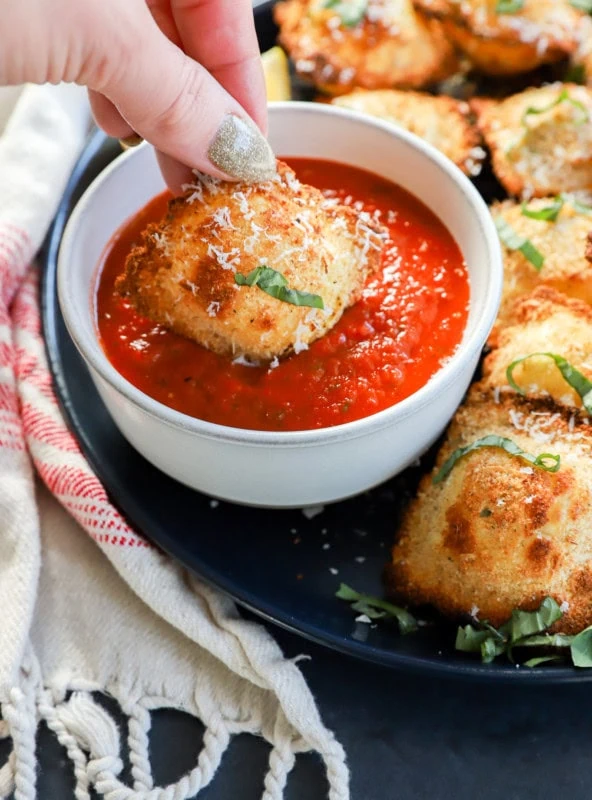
[39,2,589,683]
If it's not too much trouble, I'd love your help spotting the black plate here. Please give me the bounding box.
[40,2,588,683]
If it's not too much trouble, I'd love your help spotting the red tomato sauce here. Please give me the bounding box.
[96,158,469,432]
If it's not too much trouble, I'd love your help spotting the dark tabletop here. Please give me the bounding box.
[5,616,582,799]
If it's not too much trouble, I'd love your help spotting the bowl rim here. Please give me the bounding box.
[58,100,503,447]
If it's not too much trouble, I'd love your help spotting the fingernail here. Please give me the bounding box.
[119,133,144,150]
[208,115,277,183]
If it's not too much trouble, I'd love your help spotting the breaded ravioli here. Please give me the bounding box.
[471,84,592,198]
[388,390,592,634]
[482,287,592,410]
[273,0,458,96]
[117,161,387,362]
[490,196,592,340]
[331,89,485,175]
[414,0,582,76]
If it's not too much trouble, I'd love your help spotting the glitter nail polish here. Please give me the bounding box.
[208,115,277,183]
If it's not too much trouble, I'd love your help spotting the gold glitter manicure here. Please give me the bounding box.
[208,115,277,183]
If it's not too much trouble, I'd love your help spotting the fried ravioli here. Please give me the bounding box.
[388,390,592,634]
[471,84,592,198]
[414,0,582,76]
[117,161,387,362]
[331,89,485,175]
[482,287,592,410]
[490,196,592,340]
[273,0,458,96]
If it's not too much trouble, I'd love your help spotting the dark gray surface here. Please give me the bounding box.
[6,620,585,799]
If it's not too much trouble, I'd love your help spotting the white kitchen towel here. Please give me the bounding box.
[0,83,348,800]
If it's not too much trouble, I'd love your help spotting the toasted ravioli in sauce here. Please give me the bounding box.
[471,84,592,199]
[273,0,458,96]
[117,161,387,362]
[388,390,592,634]
[413,0,583,76]
[332,89,485,175]
[482,287,592,410]
[490,195,592,341]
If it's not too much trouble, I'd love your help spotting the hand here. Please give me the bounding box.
[0,0,275,191]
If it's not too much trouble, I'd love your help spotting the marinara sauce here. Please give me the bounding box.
[96,158,469,432]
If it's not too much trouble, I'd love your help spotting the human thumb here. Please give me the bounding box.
[94,11,276,184]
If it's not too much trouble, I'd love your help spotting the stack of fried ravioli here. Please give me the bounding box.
[389,197,592,634]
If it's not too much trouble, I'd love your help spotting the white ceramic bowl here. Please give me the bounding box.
[58,102,502,508]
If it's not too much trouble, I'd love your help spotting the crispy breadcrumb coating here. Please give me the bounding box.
[414,0,582,76]
[388,389,592,634]
[332,88,485,175]
[274,0,458,95]
[471,84,592,198]
[117,161,386,362]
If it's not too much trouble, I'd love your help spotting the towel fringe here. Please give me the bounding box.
[0,676,344,800]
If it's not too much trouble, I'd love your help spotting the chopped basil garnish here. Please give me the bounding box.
[524,655,565,668]
[457,600,592,667]
[235,266,324,309]
[570,627,592,667]
[432,435,560,484]
[521,196,564,222]
[509,598,564,642]
[457,598,564,665]
[338,587,592,669]
[569,0,592,12]
[507,352,592,413]
[521,88,590,126]
[336,584,418,634]
[496,0,524,11]
[318,0,367,26]
[494,216,544,271]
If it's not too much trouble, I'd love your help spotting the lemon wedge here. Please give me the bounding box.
[261,46,292,102]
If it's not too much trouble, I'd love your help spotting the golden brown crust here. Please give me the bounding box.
[414,0,582,75]
[482,286,592,410]
[274,0,459,95]
[331,89,485,175]
[389,390,592,634]
[489,195,592,341]
[117,161,386,361]
[471,84,592,198]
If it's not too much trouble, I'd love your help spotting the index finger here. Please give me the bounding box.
[170,0,267,133]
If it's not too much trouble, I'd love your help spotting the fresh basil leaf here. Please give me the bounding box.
[433,435,561,484]
[513,633,574,648]
[336,584,418,634]
[494,217,544,271]
[506,352,592,413]
[569,0,592,11]
[570,626,592,667]
[455,625,492,653]
[235,266,324,309]
[496,0,524,11]
[509,597,563,643]
[319,0,367,26]
[350,600,387,620]
[524,655,565,668]
[521,88,590,126]
[521,196,564,222]
[481,637,507,663]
